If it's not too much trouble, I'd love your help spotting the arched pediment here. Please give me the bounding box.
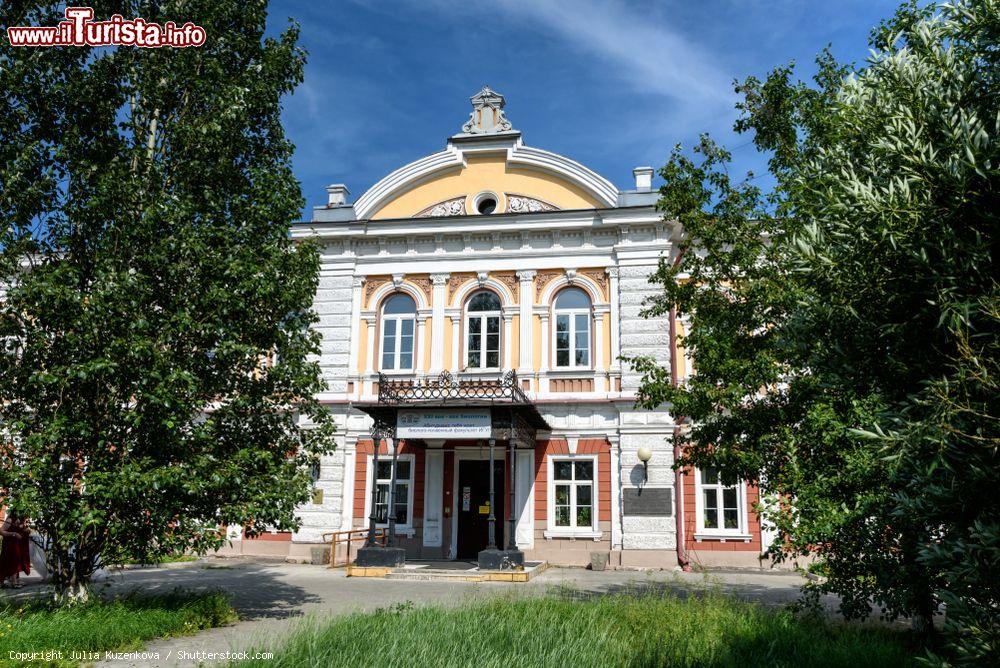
[354,140,619,220]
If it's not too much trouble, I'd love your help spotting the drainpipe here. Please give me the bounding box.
[669,248,691,571]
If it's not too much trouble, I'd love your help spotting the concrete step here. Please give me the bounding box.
[385,570,483,582]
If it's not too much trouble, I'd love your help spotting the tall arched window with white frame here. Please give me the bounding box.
[465,290,501,369]
[553,287,591,368]
[380,293,416,371]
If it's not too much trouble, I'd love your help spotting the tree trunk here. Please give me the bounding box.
[46,540,97,605]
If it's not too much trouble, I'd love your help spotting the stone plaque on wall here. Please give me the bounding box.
[623,488,673,516]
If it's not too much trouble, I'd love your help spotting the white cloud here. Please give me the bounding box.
[495,0,734,105]
[411,0,735,107]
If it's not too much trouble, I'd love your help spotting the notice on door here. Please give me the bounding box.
[462,487,471,512]
[396,409,492,439]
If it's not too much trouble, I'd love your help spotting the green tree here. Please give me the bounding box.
[0,1,334,600]
[630,0,998,660]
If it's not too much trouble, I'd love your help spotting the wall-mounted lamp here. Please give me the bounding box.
[637,447,652,482]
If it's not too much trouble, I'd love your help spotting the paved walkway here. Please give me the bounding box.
[5,560,822,667]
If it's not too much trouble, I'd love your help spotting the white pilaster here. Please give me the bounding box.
[429,274,449,373]
[342,437,358,530]
[416,312,429,373]
[609,434,622,550]
[449,310,461,371]
[502,312,514,371]
[539,312,550,393]
[423,450,444,547]
[607,267,621,370]
[364,315,376,393]
[594,310,606,391]
[347,277,365,386]
[516,270,535,376]
[515,449,535,549]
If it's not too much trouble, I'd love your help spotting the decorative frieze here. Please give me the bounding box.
[495,273,519,296]
[582,269,609,297]
[415,197,466,218]
[448,273,474,301]
[505,194,558,214]
[409,276,434,302]
[364,277,387,305]
[534,271,562,299]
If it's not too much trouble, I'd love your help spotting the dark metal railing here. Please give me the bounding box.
[377,370,530,405]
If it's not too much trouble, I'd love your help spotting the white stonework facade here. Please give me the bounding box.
[224,87,757,569]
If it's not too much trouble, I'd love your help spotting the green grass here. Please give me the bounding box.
[237,589,920,668]
[0,591,236,667]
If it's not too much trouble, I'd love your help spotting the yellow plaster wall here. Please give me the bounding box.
[370,155,604,219]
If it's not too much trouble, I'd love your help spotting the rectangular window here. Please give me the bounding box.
[381,317,415,371]
[372,457,413,527]
[697,467,744,534]
[549,457,596,532]
[466,314,501,369]
[555,314,571,367]
[554,311,590,368]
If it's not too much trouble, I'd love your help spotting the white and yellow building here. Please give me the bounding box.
[228,87,769,569]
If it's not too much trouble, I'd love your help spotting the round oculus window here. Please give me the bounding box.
[476,196,497,215]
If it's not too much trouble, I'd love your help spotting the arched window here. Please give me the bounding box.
[554,288,591,368]
[381,293,416,370]
[465,290,501,369]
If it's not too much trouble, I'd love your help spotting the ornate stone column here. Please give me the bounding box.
[538,311,550,393]
[502,311,514,371]
[516,271,535,378]
[606,267,621,370]
[429,274,449,373]
[594,309,607,392]
[363,315,376,394]
[348,276,365,396]
[416,310,430,373]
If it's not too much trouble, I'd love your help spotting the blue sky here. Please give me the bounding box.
[267,1,902,219]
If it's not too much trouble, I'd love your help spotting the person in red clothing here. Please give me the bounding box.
[0,509,31,588]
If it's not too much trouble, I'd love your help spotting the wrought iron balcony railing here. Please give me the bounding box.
[376,370,530,405]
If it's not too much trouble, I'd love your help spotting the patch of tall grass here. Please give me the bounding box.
[237,589,919,667]
[0,590,236,667]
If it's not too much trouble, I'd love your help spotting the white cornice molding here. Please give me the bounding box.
[350,138,619,220]
[506,142,618,207]
[353,146,465,220]
[291,207,668,241]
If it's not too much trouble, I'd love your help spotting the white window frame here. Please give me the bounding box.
[693,467,751,541]
[552,290,592,369]
[464,292,502,370]
[379,298,416,372]
[364,454,416,533]
[545,455,601,538]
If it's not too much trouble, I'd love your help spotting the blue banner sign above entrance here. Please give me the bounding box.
[396,408,492,439]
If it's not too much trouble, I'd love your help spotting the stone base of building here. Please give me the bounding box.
[355,546,406,567]
[618,549,679,570]
[685,549,810,571]
[478,548,525,571]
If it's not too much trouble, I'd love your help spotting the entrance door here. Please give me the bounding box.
[456,459,505,559]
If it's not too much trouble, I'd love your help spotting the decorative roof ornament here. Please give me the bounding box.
[461,85,513,134]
